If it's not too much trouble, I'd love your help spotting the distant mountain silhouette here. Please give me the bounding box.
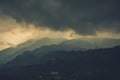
[0,38,120,66]
[0,38,120,65]
[59,38,120,50]
[0,46,120,80]
[0,39,36,64]
[0,38,65,64]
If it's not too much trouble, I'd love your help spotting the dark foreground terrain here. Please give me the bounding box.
[0,46,120,80]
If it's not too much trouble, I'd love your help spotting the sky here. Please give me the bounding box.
[0,0,120,50]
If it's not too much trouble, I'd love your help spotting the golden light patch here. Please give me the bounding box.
[0,16,120,50]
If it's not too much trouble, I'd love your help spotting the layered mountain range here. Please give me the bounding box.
[0,38,120,67]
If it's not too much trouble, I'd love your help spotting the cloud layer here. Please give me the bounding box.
[0,16,79,50]
[0,0,120,35]
[0,0,120,50]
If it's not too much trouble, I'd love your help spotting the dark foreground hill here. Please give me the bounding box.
[0,46,120,80]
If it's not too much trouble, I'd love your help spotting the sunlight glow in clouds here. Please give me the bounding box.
[0,16,120,50]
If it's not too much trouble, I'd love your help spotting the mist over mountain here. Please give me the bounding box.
[0,39,36,64]
[0,38,120,80]
[0,38,65,64]
[0,38,120,65]
[25,38,66,50]
[0,0,120,80]
[60,38,120,50]
[1,38,119,68]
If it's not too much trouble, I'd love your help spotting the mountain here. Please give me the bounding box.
[59,39,95,50]
[92,38,120,48]
[0,38,120,65]
[0,38,65,64]
[22,38,66,51]
[3,45,63,67]
[0,39,36,64]
[3,38,120,67]
[0,46,120,80]
[59,38,120,50]
[3,39,92,67]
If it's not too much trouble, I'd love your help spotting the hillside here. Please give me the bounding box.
[0,46,120,80]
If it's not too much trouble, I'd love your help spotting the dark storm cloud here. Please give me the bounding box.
[0,0,120,35]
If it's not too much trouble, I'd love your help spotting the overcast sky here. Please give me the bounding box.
[0,0,120,50]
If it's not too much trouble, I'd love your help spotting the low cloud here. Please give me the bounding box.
[0,16,120,50]
[0,0,120,35]
[0,16,78,50]
[0,0,120,50]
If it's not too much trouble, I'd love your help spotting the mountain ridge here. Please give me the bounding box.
[0,46,120,80]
